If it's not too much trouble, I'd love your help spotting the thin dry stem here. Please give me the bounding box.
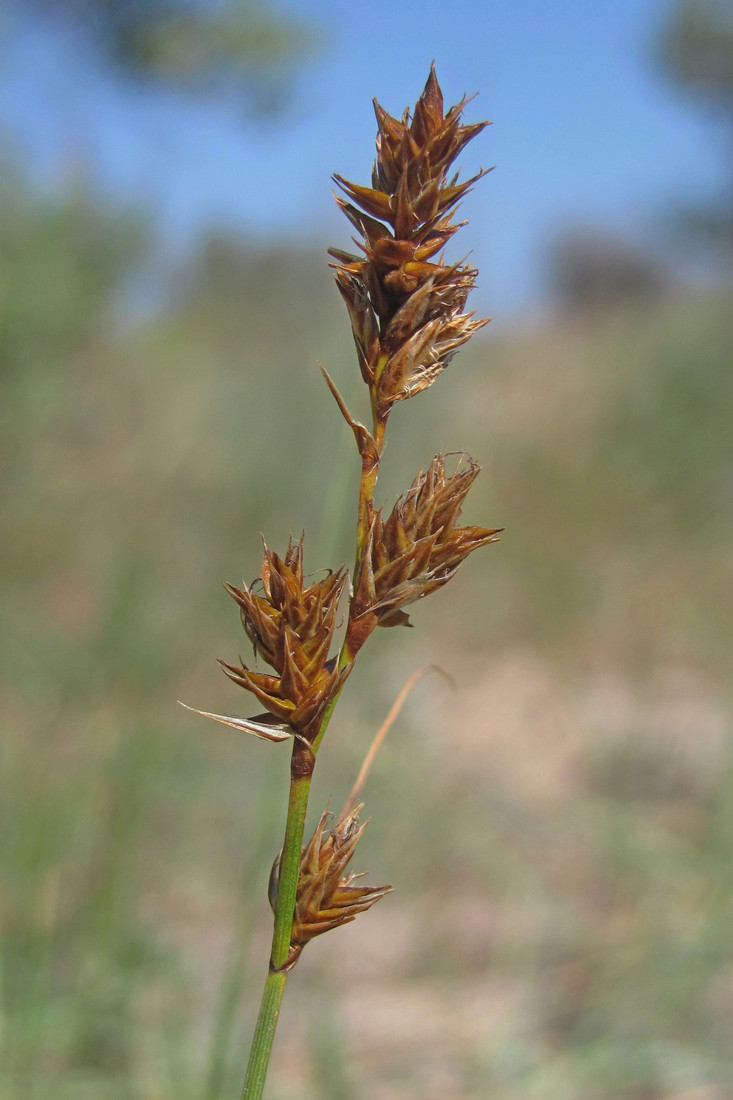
[340,664,453,820]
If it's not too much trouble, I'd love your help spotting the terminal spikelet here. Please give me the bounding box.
[330,63,492,420]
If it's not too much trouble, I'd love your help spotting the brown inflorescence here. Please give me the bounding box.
[330,63,491,421]
[269,803,392,968]
[221,536,347,741]
[346,454,501,652]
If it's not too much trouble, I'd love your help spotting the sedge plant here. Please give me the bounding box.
[185,65,498,1099]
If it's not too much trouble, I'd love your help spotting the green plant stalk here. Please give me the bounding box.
[240,412,383,1098]
[239,966,287,1100]
[239,690,344,1098]
[240,749,311,1099]
[206,776,283,1100]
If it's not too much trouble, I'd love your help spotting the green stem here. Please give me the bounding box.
[240,968,287,1100]
[271,753,313,969]
[240,744,312,1099]
[239,699,341,1097]
[240,393,388,1098]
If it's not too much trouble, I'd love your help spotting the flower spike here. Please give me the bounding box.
[330,64,492,422]
[269,802,392,969]
[219,536,348,742]
[346,454,502,653]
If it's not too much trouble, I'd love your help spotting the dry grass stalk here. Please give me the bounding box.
[186,64,497,1099]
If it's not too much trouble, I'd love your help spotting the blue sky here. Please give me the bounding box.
[1,0,726,317]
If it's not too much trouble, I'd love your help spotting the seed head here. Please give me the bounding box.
[330,64,491,419]
[221,536,347,740]
[348,454,501,647]
[269,802,391,967]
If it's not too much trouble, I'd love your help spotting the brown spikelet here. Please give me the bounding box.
[347,454,501,650]
[330,64,491,421]
[269,802,392,968]
[221,536,348,740]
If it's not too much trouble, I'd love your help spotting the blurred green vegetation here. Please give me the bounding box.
[1,176,732,1100]
[658,0,733,257]
[16,0,318,116]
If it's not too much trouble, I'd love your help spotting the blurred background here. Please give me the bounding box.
[1,1,732,1098]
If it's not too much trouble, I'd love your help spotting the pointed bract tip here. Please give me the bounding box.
[178,702,297,743]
